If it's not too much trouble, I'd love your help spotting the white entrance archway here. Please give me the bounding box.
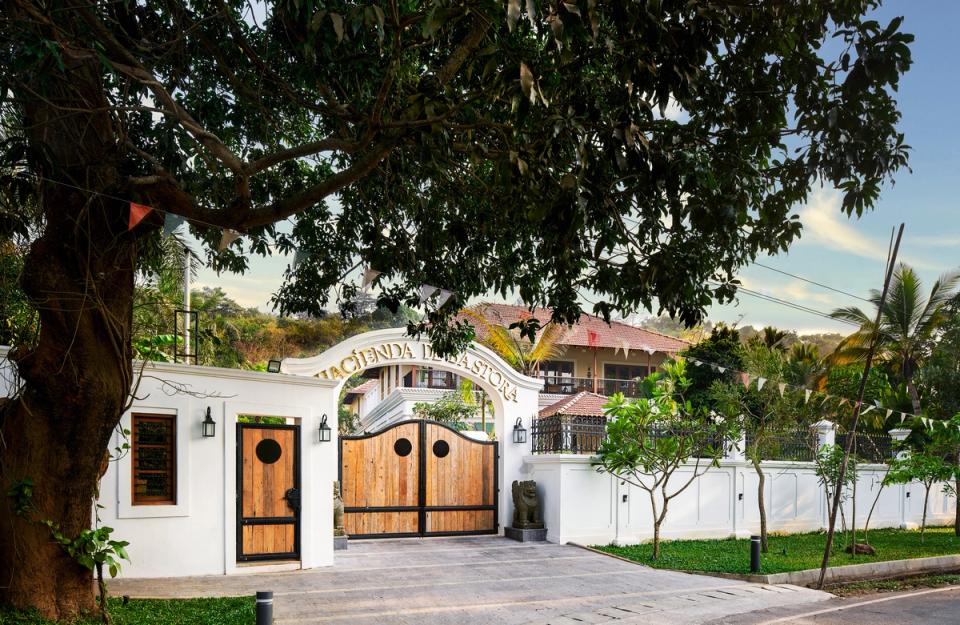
[281,327,543,532]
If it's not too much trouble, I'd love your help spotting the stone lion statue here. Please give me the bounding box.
[511,480,543,529]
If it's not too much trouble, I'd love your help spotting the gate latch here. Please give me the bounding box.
[284,487,301,511]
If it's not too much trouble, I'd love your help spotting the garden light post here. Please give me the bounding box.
[256,591,273,625]
[750,535,761,573]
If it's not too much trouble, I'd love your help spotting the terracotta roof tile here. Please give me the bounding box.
[461,303,689,353]
[344,379,378,396]
[538,391,609,418]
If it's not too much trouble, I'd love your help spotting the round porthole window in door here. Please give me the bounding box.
[432,440,450,458]
[255,438,282,464]
[394,438,412,457]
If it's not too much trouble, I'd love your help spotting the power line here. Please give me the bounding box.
[710,280,860,328]
[752,262,872,304]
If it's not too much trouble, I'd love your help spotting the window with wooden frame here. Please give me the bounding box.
[131,414,176,505]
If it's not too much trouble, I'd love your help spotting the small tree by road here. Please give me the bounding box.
[884,447,955,543]
[595,360,740,560]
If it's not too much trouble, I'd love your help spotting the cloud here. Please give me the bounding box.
[797,190,941,271]
[737,276,839,307]
[910,234,960,247]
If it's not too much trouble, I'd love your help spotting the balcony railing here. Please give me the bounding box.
[540,376,643,397]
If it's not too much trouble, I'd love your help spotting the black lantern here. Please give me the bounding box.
[202,407,216,438]
[318,414,332,443]
[512,417,527,444]
[267,359,282,373]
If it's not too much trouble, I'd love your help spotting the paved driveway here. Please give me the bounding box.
[111,536,831,624]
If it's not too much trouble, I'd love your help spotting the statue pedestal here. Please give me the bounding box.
[334,535,349,551]
[505,526,547,542]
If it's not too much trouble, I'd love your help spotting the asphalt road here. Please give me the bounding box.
[708,585,960,625]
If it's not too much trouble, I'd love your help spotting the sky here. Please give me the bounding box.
[195,1,960,336]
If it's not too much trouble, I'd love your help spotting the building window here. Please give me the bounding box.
[131,414,176,505]
[604,364,650,381]
[539,360,576,393]
[416,368,456,389]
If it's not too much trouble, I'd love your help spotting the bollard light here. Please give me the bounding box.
[256,591,273,625]
[202,407,216,438]
[318,414,332,443]
[512,417,527,444]
[750,535,761,573]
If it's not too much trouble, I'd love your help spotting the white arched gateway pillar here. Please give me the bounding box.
[281,327,543,535]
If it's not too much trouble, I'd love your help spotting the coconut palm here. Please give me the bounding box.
[460,305,567,376]
[829,264,960,415]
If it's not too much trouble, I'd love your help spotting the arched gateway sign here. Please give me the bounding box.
[280,327,543,536]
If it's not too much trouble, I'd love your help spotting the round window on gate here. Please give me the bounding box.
[432,440,450,458]
[394,438,412,457]
[255,438,283,464]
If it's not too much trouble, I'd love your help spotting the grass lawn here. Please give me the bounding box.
[595,526,960,575]
[830,573,960,597]
[0,596,253,625]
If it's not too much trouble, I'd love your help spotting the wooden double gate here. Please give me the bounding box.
[340,419,499,538]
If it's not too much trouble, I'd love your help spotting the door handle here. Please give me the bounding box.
[284,487,301,511]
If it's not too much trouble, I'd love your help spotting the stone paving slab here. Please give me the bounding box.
[109,536,832,624]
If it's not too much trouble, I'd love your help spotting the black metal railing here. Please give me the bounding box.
[539,376,644,397]
[531,414,607,454]
[744,428,817,462]
[836,432,894,463]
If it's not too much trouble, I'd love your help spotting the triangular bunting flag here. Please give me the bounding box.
[861,405,875,415]
[820,394,832,406]
[361,267,381,290]
[885,409,893,419]
[587,330,600,348]
[838,398,849,407]
[419,284,440,304]
[689,357,700,366]
[899,412,906,424]
[162,211,184,235]
[620,339,630,359]
[436,289,454,308]
[717,366,726,373]
[740,372,751,387]
[778,382,787,397]
[129,202,153,230]
[218,229,241,251]
[804,389,812,404]
[757,377,767,391]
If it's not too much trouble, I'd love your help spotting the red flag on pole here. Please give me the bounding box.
[128,202,153,230]
[587,329,600,347]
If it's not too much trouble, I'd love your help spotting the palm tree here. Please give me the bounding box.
[829,264,960,415]
[786,343,825,389]
[460,305,567,376]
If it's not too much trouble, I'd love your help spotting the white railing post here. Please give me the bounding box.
[813,420,835,449]
[889,427,912,528]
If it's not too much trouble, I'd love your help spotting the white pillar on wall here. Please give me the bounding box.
[889,427,912,528]
[813,420,836,449]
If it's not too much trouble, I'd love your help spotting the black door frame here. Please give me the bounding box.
[236,422,301,562]
[339,419,499,539]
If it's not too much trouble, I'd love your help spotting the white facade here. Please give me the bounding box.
[525,455,955,546]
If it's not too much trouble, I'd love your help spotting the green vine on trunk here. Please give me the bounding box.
[5,477,34,517]
[42,520,130,624]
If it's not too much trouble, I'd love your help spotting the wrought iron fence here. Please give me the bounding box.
[836,432,894,463]
[530,414,607,454]
[745,428,817,462]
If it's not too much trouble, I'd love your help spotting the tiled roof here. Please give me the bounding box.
[538,392,609,418]
[462,303,689,353]
[344,379,378,396]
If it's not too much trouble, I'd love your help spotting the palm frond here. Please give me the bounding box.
[528,322,568,363]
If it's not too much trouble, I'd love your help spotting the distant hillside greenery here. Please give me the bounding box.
[639,315,844,354]
[137,287,419,369]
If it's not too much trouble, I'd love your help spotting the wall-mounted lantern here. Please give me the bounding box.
[267,359,282,373]
[202,407,216,438]
[512,417,527,444]
[318,414,332,443]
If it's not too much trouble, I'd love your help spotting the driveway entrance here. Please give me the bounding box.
[340,420,498,538]
[110,536,831,624]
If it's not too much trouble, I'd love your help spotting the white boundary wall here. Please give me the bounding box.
[523,455,955,546]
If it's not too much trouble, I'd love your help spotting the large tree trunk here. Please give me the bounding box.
[955,475,959,537]
[0,34,137,620]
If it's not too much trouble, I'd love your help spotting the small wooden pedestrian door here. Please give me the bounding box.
[237,423,300,561]
[340,419,498,538]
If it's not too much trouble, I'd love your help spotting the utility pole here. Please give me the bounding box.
[816,224,904,589]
